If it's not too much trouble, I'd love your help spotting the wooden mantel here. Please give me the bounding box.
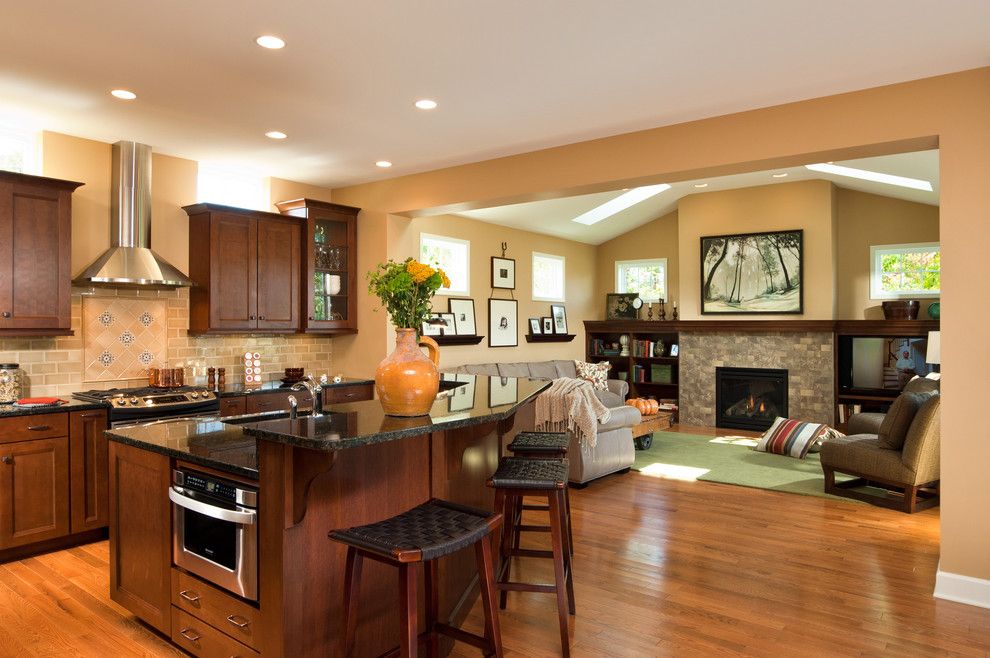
[584,319,939,335]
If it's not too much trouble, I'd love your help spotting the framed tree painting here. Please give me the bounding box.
[700,229,803,314]
[488,298,518,347]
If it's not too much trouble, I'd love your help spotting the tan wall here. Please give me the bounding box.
[678,180,837,319]
[595,211,679,316]
[269,177,335,209]
[835,188,939,319]
[331,68,990,583]
[386,214,596,368]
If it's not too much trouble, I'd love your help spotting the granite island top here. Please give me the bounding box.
[217,377,374,397]
[106,375,549,479]
[0,398,108,418]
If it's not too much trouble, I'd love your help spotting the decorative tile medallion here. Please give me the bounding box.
[83,297,168,382]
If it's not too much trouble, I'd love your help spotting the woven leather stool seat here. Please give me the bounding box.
[330,499,495,562]
[508,431,569,455]
[489,457,569,490]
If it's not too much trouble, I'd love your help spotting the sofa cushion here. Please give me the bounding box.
[820,434,917,483]
[878,392,929,450]
[575,360,610,390]
[498,363,531,378]
[528,361,559,380]
[463,363,499,376]
[755,417,829,459]
[553,360,577,379]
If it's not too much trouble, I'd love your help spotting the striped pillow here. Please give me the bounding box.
[755,417,829,459]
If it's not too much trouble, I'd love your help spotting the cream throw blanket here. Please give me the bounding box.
[535,378,612,452]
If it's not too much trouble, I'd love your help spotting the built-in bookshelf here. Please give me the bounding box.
[585,320,680,404]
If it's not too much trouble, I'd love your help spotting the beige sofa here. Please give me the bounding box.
[444,360,641,485]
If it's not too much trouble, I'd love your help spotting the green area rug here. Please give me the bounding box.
[632,431,857,500]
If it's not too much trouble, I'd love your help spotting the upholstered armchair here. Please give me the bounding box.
[820,377,940,513]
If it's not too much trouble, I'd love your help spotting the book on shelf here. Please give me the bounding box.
[650,364,672,384]
[631,339,666,358]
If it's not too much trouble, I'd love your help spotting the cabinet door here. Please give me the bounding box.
[69,410,109,532]
[0,179,72,331]
[109,440,172,633]
[256,218,300,331]
[305,210,357,333]
[210,213,258,331]
[0,437,70,549]
[220,396,247,417]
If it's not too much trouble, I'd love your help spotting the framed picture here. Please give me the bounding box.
[491,257,516,289]
[700,229,803,314]
[606,293,640,320]
[550,304,568,334]
[448,374,476,413]
[488,376,518,407]
[439,313,456,335]
[421,315,443,336]
[542,317,553,334]
[670,343,679,357]
[488,298,518,347]
[447,298,477,335]
[529,318,542,335]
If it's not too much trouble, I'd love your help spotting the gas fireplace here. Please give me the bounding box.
[715,367,788,431]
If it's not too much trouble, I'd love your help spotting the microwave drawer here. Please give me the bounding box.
[171,606,259,658]
[171,569,261,650]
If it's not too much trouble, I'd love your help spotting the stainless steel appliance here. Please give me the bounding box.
[72,386,220,428]
[170,468,258,600]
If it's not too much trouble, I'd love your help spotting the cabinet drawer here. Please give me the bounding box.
[0,413,68,443]
[171,569,261,649]
[245,391,311,414]
[219,396,247,417]
[323,383,374,405]
[171,607,259,658]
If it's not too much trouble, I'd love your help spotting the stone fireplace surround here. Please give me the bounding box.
[679,330,835,427]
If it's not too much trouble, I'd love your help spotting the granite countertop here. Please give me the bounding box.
[106,374,548,477]
[217,377,374,398]
[0,398,108,418]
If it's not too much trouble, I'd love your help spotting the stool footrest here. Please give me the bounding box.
[517,524,550,533]
[498,581,558,594]
[509,548,554,559]
[435,622,491,651]
[522,504,550,511]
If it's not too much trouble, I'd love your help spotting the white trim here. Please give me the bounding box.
[615,257,668,302]
[531,251,566,302]
[934,569,990,609]
[870,242,941,300]
[420,232,470,296]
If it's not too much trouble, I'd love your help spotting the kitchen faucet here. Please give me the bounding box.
[288,375,323,419]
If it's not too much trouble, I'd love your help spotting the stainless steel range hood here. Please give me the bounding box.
[73,141,194,289]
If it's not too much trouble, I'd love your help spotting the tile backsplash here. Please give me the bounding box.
[0,287,334,397]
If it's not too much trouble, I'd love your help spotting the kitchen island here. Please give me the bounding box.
[106,374,547,657]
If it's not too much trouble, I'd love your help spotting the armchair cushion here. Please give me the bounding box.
[847,412,885,436]
[820,435,917,484]
[553,360,578,379]
[901,394,940,481]
[878,391,931,450]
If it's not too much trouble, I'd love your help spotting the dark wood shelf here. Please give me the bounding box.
[525,334,577,343]
[586,319,939,334]
[631,356,678,362]
[837,392,899,402]
[434,334,485,346]
[630,381,677,387]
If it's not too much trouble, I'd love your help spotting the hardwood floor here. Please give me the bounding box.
[1,425,989,657]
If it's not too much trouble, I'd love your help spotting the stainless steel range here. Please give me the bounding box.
[72,386,220,427]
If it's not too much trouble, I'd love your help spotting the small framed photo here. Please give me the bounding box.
[670,343,679,357]
[421,315,443,337]
[529,318,542,335]
[491,257,516,289]
[438,313,456,335]
[488,298,518,347]
[606,293,640,320]
[448,374,477,413]
[447,298,477,335]
[541,317,553,334]
[550,304,568,334]
[488,376,519,407]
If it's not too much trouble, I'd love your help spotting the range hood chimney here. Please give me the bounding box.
[72,141,194,289]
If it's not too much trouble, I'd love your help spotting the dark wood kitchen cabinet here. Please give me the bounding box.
[275,198,359,334]
[184,203,301,334]
[0,435,70,550]
[69,409,109,532]
[0,170,82,336]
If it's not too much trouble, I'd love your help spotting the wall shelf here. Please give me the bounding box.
[434,334,485,346]
[525,334,576,343]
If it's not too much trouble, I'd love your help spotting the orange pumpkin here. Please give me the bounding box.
[636,399,650,415]
[648,399,659,415]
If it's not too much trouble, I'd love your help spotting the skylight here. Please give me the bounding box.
[571,183,671,225]
[804,163,933,191]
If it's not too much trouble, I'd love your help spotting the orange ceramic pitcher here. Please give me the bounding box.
[375,328,440,416]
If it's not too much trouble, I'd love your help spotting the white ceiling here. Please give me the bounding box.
[0,2,986,188]
[454,150,939,245]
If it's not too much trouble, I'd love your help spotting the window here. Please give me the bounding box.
[870,243,940,299]
[197,162,269,211]
[532,252,565,302]
[420,233,469,295]
[616,258,667,302]
[0,125,41,175]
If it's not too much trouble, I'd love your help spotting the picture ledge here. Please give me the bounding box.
[434,334,485,346]
[525,333,576,343]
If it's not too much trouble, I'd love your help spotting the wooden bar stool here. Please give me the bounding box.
[505,432,574,557]
[487,457,574,657]
[329,499,504,658]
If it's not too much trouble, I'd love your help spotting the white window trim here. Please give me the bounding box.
[531,251,566,302]
[615,258,668,302]
[870,242,941,300]
[420,232,470,296]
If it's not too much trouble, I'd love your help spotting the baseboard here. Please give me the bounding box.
[934,569,990,609]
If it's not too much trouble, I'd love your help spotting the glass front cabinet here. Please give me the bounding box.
[275,198,360,334]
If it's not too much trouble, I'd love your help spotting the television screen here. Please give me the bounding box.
[845,336,934,390]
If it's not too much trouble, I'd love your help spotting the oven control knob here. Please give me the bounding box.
[202,392,212,398]
[130,397,139,404]
[190,392,199,399]
[116,399,126,406]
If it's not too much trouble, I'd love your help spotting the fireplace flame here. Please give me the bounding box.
[759,401,766,413]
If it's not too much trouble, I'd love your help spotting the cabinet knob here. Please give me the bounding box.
[1,457,12,465]
[259,315,266,320]
[249,315,256,320]
[309,316,314,321]
[1,311,10,318]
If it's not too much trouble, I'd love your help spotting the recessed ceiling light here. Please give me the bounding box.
[805,162,933,191]
[375,160,392,168]
[255,35,286,49]
[110,89,137,100]
[694,183,709,188]
[572,183,671,226]
[772,172,788,178]
[414,99,438,110]
[265,131,287,140]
